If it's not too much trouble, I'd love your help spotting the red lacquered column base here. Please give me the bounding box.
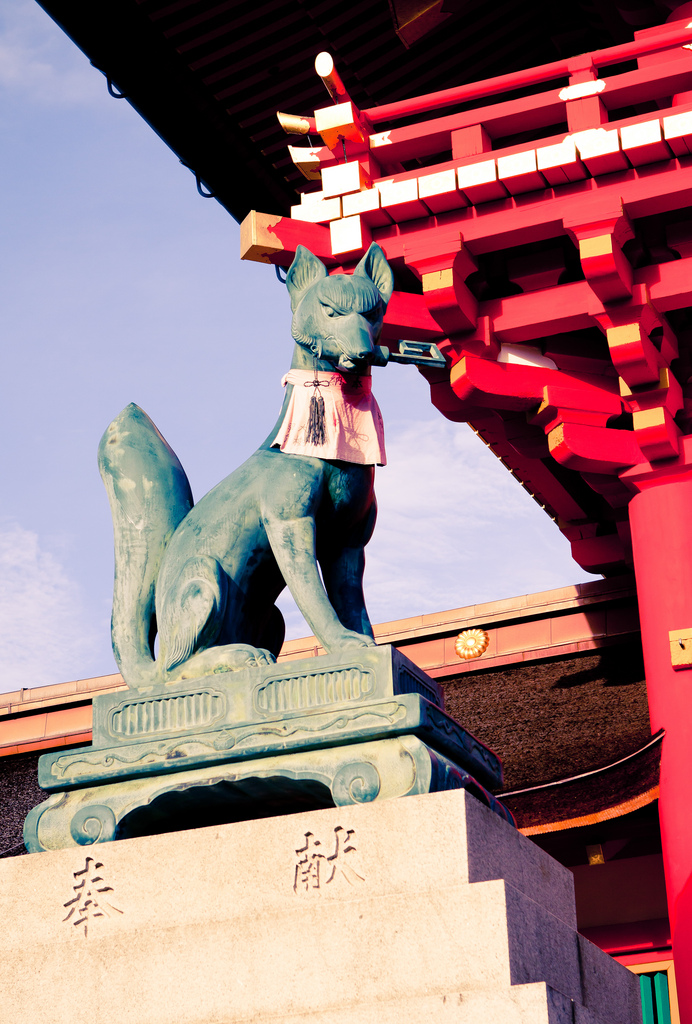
[626,462,692,1016]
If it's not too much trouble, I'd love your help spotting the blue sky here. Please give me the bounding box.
[0,0,594,692]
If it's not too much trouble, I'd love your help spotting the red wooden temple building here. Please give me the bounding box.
[6,0,692,1019]
[240,15,692,1015]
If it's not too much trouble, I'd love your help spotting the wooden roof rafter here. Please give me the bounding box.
[36,0,658,221]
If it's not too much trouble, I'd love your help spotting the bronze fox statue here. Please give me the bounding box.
[98,243,394,689]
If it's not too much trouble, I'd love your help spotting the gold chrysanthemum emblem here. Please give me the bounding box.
[454,628,490,660]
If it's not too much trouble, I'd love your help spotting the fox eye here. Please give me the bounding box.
[322,305,338,317]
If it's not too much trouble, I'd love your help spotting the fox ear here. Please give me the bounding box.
[353,243,394,307]
[285,246,328,311]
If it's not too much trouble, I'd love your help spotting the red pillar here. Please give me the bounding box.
[624,445,692,1010]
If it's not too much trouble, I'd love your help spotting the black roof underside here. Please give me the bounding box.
[36,0,671,222]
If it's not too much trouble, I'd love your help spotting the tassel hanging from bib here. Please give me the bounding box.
[305,359,327,445]
[306,389,326,445]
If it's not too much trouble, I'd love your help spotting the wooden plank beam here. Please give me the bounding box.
[240,210,333,265]
[367,58,692,165]
[376,158,692,258]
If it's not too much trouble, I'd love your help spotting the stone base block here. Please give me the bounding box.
[1,789,641,1024]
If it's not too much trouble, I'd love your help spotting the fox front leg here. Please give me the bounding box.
[319,506,377,642]
[320,545,374,641]
[265,513,375,651]
[261,496,374,653]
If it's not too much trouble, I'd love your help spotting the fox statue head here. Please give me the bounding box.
[286,242,395,373]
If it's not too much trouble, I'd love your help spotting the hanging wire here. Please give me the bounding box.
[275,265,288,284]
[498,729,665,797]
[195,175,216,198]
[90,63,127,100]
[0,840,26,858]
[178,160,216,199]
[106,78,126,99]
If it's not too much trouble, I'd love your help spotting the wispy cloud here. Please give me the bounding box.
[278,417,594,639]
[366,417,593,621]
[0,0,104,105]
[0,523,104,691]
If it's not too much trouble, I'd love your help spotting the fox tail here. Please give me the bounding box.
[98,403,193,687]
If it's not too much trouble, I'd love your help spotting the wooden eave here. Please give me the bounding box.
[35,0,643,224]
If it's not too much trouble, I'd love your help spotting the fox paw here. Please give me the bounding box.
[167,643,276,681]
[331,631,377,650]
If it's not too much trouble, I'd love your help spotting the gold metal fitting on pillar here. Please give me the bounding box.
[669,628,692,669]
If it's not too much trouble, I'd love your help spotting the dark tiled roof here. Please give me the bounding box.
[0,752,45,859]
[442,643,656,828]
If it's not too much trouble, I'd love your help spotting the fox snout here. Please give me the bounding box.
[330,313,379,371]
